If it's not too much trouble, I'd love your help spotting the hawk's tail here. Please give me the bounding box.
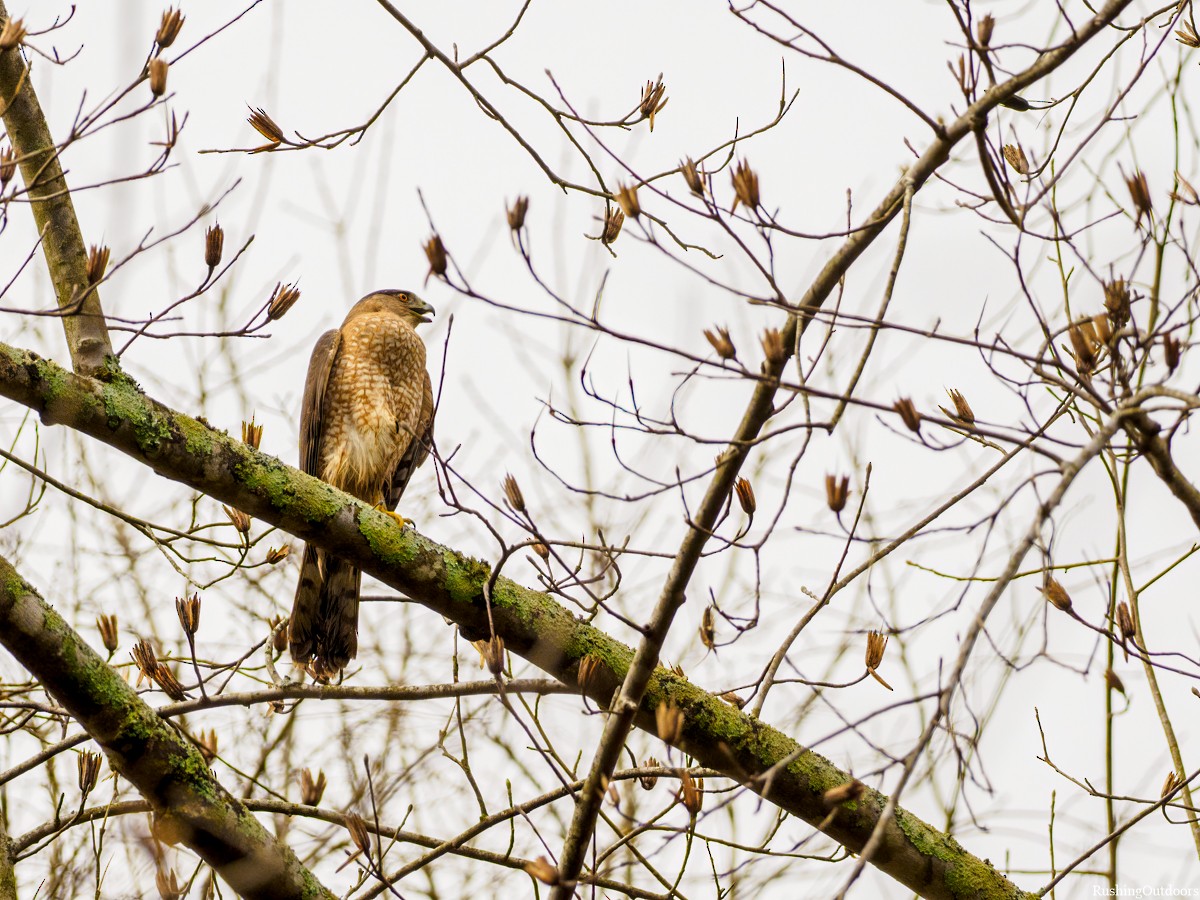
[289,544,361,678]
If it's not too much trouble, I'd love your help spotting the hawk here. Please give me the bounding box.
[289,289,436,678]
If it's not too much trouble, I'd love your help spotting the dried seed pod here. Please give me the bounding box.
[1092,313,1112,345]
[77,750,102,797]
[0,146,16,187]
[344,813,371,855]
[423,234,447,280]
[1171,172,1200,205]
[720,691,745,709]
[156,7,185,49]
[655,700,683,744]
[502,473,526,513]
[678,770,703,815]
[532,541,550,559]
[153,663,188,701]
[155,868,184,900]
[241,416,263,449]
[0,17,26,52]
[1104,668,1126,695]
[731,159,760,212]
[204,224,224,269]
[300,768,327,805]
[825,474,850,514]
[577,654,601,694]
[600,206,625,245]
[223,505,251,535]
[195,728,218,765]
[1115,601,1135,643]
[823,779,865,808]
[266,546,291,567]
[1124,169,1152,225]
[760,327,785,368]
[97,614,119,654]
[175,594,201,636]
[507,196,528,231]
[247,106,284,145]
[481,635,506,678]
[1164,334,1182,374]
[131,640,159,684]
[615,183,641,219]
[865,631,893,690]
[524,856,560,886]
[639,757,660,790]
[1068,319,1097,374]
[681,157,704,195]
[976,13,995,48]
[942,388,975,426]
[1162,771,1181,799]
[639,75,668,130]
[698,605,715,650]
[267,282,301,320]
[1103,279,1131,330]
[1001,144,1028,175]
[734,477,756,515]
[704,325,736,360]
[1178,20,1200,48]
[894,397,921,433]
[86,245,110,286]
[148,58,169,97]
[1041,576,1072,612]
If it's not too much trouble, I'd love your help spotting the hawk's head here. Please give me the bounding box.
[357,289,435,326]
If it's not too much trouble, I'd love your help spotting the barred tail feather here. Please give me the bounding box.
[289,544,361,678]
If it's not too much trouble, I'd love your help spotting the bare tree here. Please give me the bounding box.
[1,1,1198,897]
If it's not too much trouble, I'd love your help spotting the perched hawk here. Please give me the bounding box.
[289,289,435,678]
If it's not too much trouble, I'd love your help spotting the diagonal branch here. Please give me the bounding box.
[0,341,1034,899]
[0,0,114,375]
[0,552,335,900]
[551,0,1140,891]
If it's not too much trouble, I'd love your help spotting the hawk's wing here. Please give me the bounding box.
[384,369,434,510]
[299,329,341,477]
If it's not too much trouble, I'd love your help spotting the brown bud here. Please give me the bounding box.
[131,640,158,685]
[734,477,756,515]
[600,206,625,245]
[1068,319,1097,374]
[300,768,327,806]
[223,504,251,535]
[976,13,995,48]
[760,327,785,368]
[678,770,703,816]
[1041,576,1072,612]
[524,856,560,886]
[577,654,601,694]
[267,282,301,320]
[507,196,528,231]
[615,183,641,219]
[154,663,188,701]
[1105,668,1126,695]
[1001,144,1028,175]
[502,473,526,513]
[97,614,119,654]
[86,245,110,286]
[344,813,372,856]
[247,106,284,145]
[266,545,291,565]
[77,750,102,797]
[823,779,866,808]
[1164,334,1182,374]
[865,631,893,690]
[148,58,169,98]
[156,7,185,49]
[155,868,184,900]
[639,757,660,790]
[1092,313,1113,345]
[424,234,448,280]
[698,605,715,650]
[942,388,975,426]
[731,159,761,213]
[825,474,850,514]
[0,146,15,188]
[681,157,704,195]
[894,397,921,433]
[195,728,218,765]
[204,224,224,269]
[704,325,736,360]
[532,541,550,559]
[1124,169,1152,225]
[0,17,26,52]
[269,615,289,653]
[655,700,683,744]
[639,75,668,130]
[175,594,201,636]
[1115,601,1135,643]
[241,416,263,450]
[1103,279,1131,330]
[1162,771,1181,799]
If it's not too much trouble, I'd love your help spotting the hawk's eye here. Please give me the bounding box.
[398,292,409,302]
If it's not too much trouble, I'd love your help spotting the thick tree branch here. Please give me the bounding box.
[0,1,114,375]
[0,553,335,900]
[0,342,1033,899]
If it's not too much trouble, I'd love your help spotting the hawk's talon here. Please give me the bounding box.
[374,503,413,528]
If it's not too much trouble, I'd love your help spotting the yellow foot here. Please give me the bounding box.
[373,503,413,528]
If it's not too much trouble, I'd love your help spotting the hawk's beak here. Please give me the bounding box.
[413,300,435,324]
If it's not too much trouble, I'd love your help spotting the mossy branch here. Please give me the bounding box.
[0,552,335,900]
[0,340,1034,900]
[0,1,114,375]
